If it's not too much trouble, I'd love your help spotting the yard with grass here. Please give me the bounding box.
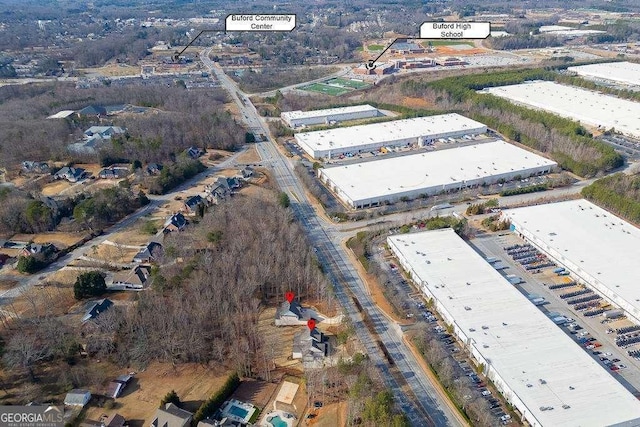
[367,44,384,50]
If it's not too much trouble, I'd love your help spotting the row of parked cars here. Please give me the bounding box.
[564,322,627,371]
[503,243,555,274]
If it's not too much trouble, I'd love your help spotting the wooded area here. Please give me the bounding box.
[86,195,332,376]
[582,173,640,225]
[0,83,244,167]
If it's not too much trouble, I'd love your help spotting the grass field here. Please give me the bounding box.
[326,78,370,89]
[367,44,384,50]
[301,83,351,96]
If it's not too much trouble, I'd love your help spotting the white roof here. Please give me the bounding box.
[296,113,486,153]
[320,140,555,203]
[281,104,377,120]
[568,61,640,86]
[388,228,640,427]
[539,25,605,35]
[539,25,574,32]
[47,110,75,119]
[503,199,640,320]
[483,81,640,139]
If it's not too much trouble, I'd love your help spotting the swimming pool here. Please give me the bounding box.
[268,415,288,427]
[228,404,249,419]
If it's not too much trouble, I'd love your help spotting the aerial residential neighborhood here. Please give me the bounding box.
[3,0,640,426]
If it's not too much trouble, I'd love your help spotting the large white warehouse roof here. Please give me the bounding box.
[281,104,378,122]
[296,113,487,157]
[387,228,640,427]
[568,61,640,86]
[503,199,640,323]
[483,81,640,139]
[319,140,556,207]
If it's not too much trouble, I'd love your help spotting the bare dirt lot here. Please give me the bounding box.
[231,379,278,411]
[86,244,141,265]
[84,363,233,427]
[235,145,262,165]
[402,96,436,110]
[308,401,348,427]
[41,179,72,196]
[258,306,303,370]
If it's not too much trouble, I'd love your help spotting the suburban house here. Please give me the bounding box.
[98,167,128,179]
[275,300,308,326]
[64,389,92,407]
[146,163,163,175]
[54,166,86,182]
[81,413,126,427]
[106,374,133,399]
[110,265,151,290]
[132,242,163,263]
[21,243,57,258]
[163,213,187,233]
[22,161,50,174]
[84,126,126,140]
[240,167,254,179]
[151,403,193,427]
[183,195,204,214]
[82,126,126,151]
[203,183,227,205]
[186,146,204,159]
[82,298,114,323]
[77,105,107,118]
[292,327,330,362]
[103,414,126,427]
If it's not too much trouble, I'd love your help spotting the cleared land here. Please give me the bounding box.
[84,363,233,427]
[11,232,88,248]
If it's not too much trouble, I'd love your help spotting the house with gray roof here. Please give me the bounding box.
[54,166,86,182]
[82,299,113,323]
[133,242,163,263]
[275,300,308,326]
[151,403,193,427]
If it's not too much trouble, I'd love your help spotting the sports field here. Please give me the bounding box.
[326,77,370,89]
[301,78,370,96]
[301,83,350,96]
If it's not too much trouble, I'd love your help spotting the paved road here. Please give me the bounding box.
[202,49,464,427]
[0,150,246,301]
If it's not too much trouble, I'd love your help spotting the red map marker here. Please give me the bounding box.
[307,318,316,331]
[285,291,295,303]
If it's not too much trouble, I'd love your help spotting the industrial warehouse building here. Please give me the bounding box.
[483,81,640,140]
[503,199,640,324]
[388,228,640,427]
[295,113,487,159]
[568,61,640,86]
[318,140,556,208]
[280,104,380,128]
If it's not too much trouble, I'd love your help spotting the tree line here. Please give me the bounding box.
[582,173,640,225]
[416,69,623,177]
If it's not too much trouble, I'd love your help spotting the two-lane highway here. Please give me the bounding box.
[202,48,465,427]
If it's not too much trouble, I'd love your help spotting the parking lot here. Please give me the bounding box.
[471,232,640,396]
[376,243,516,425]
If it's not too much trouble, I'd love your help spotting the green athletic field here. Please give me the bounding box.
[301,83,351,96]
[326,78,370,89]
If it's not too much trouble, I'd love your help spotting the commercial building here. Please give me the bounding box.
[483,81,640,139]
[387,228,640,427]
[281,104,380,128]
[296,113,487,159]
[503,199,640,324]
[318,140,555,208]
[568,61,640,87]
